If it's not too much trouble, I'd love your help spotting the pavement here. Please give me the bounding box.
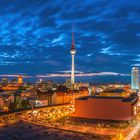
[0,121,111,140]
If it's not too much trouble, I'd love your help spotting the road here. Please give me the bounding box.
[124,122,140,140]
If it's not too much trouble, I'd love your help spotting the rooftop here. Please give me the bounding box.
[76,89,138,103]
[94,89,127,98]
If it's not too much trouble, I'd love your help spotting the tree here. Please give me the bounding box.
[21,100,30,109]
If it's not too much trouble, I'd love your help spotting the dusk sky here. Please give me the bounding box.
[0,0,140,82]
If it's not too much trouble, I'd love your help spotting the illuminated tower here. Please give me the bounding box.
[70,25,76,85]
[18,75,23,85]
[131,67,139,90]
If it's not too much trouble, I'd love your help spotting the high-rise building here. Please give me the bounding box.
[70,25,76,85]
[1,78,8,85]
[65,79,71,88]
[18,75,23,85]
[131,67,139,90]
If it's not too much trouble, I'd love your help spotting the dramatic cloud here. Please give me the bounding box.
[0,74,30,78]
[0,0,139,82]
[36,72,130,78]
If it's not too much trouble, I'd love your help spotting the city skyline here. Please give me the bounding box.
[0,1,140,138]
[0,0,139,82]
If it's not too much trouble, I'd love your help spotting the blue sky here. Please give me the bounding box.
[0,0,140,82]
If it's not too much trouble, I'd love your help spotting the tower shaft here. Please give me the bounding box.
[71,54,75,84]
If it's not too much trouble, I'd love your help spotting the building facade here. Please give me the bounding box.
[73,93,138,121]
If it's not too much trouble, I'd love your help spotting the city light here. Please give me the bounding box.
[0,0,139,140]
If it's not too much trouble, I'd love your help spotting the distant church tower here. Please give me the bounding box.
[70,25,76,85]
[18,75,23,85]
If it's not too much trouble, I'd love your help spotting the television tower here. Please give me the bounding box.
[70,24,76,85]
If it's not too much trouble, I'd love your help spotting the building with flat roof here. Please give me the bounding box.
[73,90,138,121]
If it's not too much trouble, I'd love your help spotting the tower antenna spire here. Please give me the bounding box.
[71,23,75,50]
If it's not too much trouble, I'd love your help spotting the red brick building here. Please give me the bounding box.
[73,93,138,121]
